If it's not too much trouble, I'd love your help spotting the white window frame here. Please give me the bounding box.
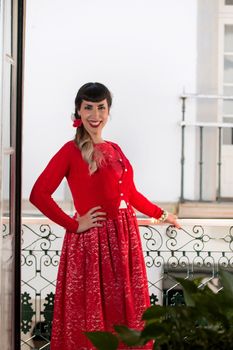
[220,0,233,14]
[218,17,233,123]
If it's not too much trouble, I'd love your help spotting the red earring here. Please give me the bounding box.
[73,119,82,128]
[71,113,82,128]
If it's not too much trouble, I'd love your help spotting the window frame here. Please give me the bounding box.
[0,0,25,349]
[220,0,233,14]
[218,18,233,114]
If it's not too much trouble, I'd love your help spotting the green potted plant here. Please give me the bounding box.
[86,269,233,350]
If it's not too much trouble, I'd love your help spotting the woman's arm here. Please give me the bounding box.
[30,142,79,232]
[129,179,163,218]
[129,166,181,228]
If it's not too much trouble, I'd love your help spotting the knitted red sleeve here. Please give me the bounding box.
[128,167,163,219]
[29,142,79,232]
[110,141,163,219]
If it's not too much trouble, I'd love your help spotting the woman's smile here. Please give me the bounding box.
[87,120,102,128]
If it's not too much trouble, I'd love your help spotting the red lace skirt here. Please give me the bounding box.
[50,208,152,350]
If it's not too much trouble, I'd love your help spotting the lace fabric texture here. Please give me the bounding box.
[94,141,124,178]
[50,209,152,350]
[50,143,153,350]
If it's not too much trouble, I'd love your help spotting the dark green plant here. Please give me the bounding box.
[85,269,233,350]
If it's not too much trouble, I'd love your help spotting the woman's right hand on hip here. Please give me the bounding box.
[76,206,107,233]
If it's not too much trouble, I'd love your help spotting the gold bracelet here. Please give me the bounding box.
[157,209,168,223]
[151,218,157,225]
[151,210,168,225]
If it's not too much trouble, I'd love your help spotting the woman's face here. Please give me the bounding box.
[78,99,109,138]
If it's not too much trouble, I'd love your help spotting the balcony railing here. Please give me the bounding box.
[180,93,233,202]
[8,217,232,350]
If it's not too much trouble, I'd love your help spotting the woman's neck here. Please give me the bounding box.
[91,135,105,144]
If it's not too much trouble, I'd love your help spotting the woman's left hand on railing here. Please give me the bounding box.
[165,213,181,229]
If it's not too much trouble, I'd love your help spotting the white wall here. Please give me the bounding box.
[23,0,197,204]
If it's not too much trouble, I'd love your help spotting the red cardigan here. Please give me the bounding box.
[30,140,163,232]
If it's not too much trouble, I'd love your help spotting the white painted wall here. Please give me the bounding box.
[23,0,197,204]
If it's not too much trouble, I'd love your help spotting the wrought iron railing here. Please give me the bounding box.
[18,218,233,349]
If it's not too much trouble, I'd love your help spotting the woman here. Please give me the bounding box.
[30,82,180,350]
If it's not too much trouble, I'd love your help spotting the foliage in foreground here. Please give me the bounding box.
[85,269,233,350]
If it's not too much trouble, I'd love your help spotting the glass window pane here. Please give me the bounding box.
[4,0,12,57]
[225,0,233,5]
[2,63,12,148]
[223,117,233,145]
[3,155,10,218]
[224,55,233,83]
[225,25,233,52]
[223,86,233,114]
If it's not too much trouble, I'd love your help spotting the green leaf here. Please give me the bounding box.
[219,269,233,297]
[175,278,198,307]
[175,278,198,293]
[85,331,119,350]
[114,325,143,346]
[142,305,168,321]
[141,322,170,339]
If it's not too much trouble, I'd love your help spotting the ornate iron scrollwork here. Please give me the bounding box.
[20,221,233,347]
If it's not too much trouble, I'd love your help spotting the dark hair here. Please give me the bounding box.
[74,82,112,118]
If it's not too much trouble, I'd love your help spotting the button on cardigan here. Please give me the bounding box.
[30,140,163,232]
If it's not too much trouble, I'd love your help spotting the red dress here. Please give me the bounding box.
[48,143,152,350]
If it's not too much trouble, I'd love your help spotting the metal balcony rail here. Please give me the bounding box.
[180,93,233,202]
